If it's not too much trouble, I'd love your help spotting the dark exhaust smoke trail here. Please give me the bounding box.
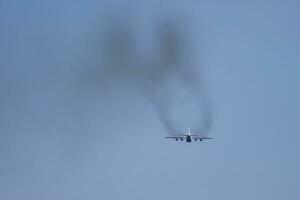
[101,17,213,136]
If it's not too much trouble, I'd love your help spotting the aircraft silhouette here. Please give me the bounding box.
[165,128,213,143]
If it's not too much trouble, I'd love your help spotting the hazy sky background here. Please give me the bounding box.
[0,1,300,200]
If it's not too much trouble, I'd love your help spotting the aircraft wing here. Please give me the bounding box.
[191,136,213,140]
[165,136,186,140]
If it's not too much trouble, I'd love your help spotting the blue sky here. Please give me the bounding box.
[0,1,300,199]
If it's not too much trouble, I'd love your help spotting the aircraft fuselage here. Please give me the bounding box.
[186,135,192,143]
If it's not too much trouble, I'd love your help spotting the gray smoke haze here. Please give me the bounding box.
[0,6,213,166]
[99,17,213,136]
[0,14,212,139]
[0,4,213,198]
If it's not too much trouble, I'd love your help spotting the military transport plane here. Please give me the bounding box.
[165,128,213,143]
